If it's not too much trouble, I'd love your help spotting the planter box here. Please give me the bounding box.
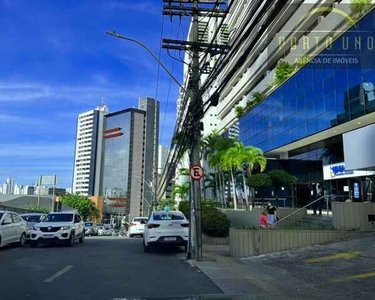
[202,234,229,245]
[332,202,375,231]
[229,228,359,258]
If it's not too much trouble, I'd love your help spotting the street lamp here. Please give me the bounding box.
[106,31,191,97]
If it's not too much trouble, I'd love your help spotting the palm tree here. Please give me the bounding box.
[223,142,267,210]
[172,182,190,201]
[243,146,267,208]
[206,137,237,207]
[202,131,221,203]
[204,173,217,199]
[220,148,239,210]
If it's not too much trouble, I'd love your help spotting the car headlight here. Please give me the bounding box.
[32,226,40,231]
[60,226,71,230]
[28,227,33,231]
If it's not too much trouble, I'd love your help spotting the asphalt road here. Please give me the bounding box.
[0,236,222,300]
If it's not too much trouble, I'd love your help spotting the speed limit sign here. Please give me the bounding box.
[190,164,205,181]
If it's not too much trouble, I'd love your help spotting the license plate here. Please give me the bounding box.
[164,237,176,241]
[43,234,54,239]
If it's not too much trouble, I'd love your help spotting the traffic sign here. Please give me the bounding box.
[190,164,205,181]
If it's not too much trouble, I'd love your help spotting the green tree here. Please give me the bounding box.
[171,182,190,201]
[246,174,272,206]
[220,147,240,210]
[23,205,50,214]
[205,136,237,207]
[274,60,295,86]
[350,0,374,20]
[224,142,267,210]
[268,170,297,207]
[179,168,190,176]
[61,194,99,221]
[242,146,267,208]
[204,173,218,199]
[157,199,176,210]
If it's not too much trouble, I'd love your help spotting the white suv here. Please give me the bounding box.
[30,212,85,248]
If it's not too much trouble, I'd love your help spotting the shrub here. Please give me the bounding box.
[235,105,245,118]
[178,200,190,219]
[202,209,231,237]
[178,199,221,219]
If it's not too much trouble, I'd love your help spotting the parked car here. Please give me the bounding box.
[143,211,189,253]
[20,213,46,239]
[129,217,148,238]
[104,228,112,236]
[0,211,27,248]
[29,212,85,248]
[84,222,98,236]
[97,226,105,236]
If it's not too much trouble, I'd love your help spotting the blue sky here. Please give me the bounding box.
[0,0,185,188]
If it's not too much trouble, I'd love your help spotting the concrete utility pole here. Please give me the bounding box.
[190,0,203,261]
[162,0,229,261]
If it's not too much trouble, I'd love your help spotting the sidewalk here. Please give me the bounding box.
[189,233,375,299]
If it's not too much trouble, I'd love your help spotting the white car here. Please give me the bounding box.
[30,212,85,248]
[0,211,27,248]
[97,226,105,236]
[143,211,189,252]
[129,217,148,238]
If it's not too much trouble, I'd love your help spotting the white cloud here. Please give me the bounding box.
[0,81,157,104]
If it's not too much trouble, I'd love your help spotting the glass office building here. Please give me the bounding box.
[102,109,146,220]
[240,10,375,203]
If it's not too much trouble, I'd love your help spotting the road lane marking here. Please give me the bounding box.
[331,271,375,282]
[304,251,361,263]
[44,265,73,283]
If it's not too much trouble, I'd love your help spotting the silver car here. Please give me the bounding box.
[20,213,46,239]
[0,211,28,247]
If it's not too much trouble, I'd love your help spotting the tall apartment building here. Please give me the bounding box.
[157,145,169,175]
[72,105,108,196]
[138,97,160,210]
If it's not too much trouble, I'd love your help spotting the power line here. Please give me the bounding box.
[155,15,165,100]
[160,20,182,144]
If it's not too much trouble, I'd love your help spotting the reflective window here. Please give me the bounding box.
[102,112,131,216]
[240,11,375,152]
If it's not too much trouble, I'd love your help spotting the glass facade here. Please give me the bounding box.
[240,11,375,153]
[102,112,131,215]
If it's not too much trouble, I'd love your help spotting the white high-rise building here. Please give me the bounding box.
[157,145,169,175]
[14,184,23,195]
[72,105,108,196]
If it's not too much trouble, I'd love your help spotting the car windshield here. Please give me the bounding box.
[43,214,73,222]
[153,213,184,221]
[85,222,93,227]
[21,215,41,222]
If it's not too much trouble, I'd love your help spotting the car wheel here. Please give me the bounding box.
[30,241,38,248]
[79,231,84,244]
[129,234,133,238]
[67,232,75,247]
[19,233,26,247]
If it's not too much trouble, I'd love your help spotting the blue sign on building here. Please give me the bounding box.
[354,182,360,199]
